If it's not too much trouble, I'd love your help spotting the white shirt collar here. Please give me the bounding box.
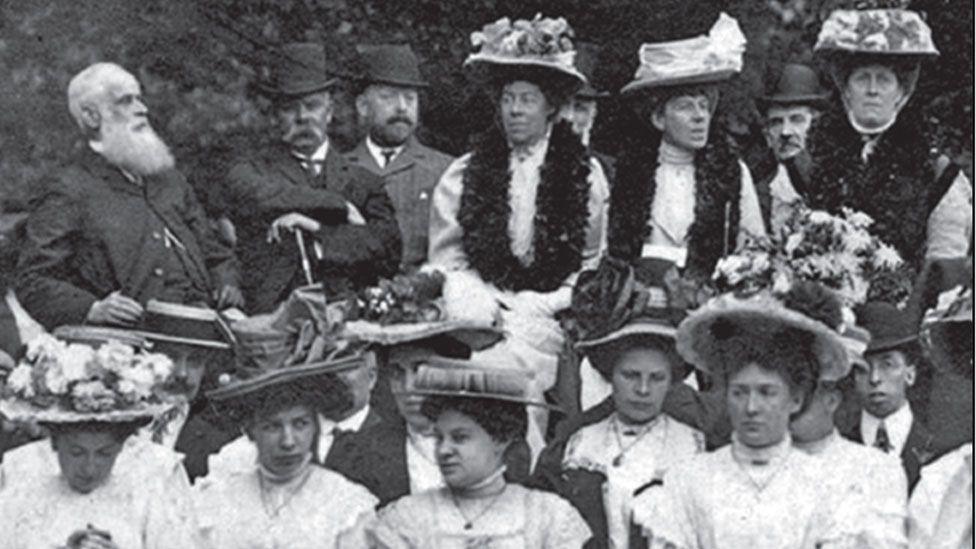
[366,136,405,168]
[861,403,913,455]
[315,405,371,462]
[338,404,371,432]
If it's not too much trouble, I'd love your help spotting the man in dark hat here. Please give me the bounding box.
[749,63,829,227]
[559,42,615,185]
[343,44,453,273]
[839,302,957,492]
[222,43,401,314]
[16,63,243,331]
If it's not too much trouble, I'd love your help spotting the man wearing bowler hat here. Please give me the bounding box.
[750,63,829,227]
[559,42,615,185]
[222,43,401,314]
[344,44,453,272]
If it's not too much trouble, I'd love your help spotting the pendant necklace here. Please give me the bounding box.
[611,415,666,467]
[450,485,507,530]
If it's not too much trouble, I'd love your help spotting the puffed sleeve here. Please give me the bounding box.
[737,161,768,244]
[365,495,429,549]
[144,459,205,549]
[427,154,473,272]
[926,169,973,259]
[530,490,592,549]
[640,465,698,549]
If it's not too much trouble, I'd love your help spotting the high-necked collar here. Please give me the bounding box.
[658,139,695,166]
[731,432,793,467]
[792,428,838,456]
[509,125,552,163]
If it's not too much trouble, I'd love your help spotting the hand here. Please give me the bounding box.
[66,527,118,549]
[267,212,321,243]
[216,284,245,309]
[86,291,144,326]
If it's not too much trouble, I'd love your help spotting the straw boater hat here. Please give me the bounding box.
[572,257,685,376]
[676,281,850,381]
[356,44,428,89]
[463,14,586,94]
[406,356,551,408]
[0,333,182,424]
[258,42,339,98]
[620,12,746,96]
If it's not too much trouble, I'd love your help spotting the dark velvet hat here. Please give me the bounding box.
[356,44,428,88]
[759,63,830,109]
[859,301,919,355]
[258,42,339,98]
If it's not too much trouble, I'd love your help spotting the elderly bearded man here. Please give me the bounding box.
[345,44,453,273]
[223,43,400,313]
[16,63,242,330]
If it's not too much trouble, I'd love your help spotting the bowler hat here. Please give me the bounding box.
[259,42,338,98]
[574,43,608,99]
[859,302,919,355]
[760,63,829,109]
[357,44,428,88]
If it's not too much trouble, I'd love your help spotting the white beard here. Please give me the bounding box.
[95,119,176,176]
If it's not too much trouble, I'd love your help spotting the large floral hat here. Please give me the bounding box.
[341,270,503,352]
[406,356,552,408]
[463,14,586,92]
[0,334,182,424]
[920,284,973,376]
[814,7,939,59]
[621,12,746,95]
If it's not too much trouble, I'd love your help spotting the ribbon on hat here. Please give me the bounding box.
[632,12,745,84]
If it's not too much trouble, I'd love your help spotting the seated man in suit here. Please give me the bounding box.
[222,43,400,313]
[840,302,957,493]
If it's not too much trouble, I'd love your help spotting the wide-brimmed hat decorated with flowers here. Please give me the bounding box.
[814,7,939,59]
[676,281,851,381]
[341,270,503,352]
[621,12,746,95]
[920,284,973,375]
[463,14,586,93]
[405,356,552,408]
[0,334,182,424]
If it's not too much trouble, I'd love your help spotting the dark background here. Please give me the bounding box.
[0,0,971,214]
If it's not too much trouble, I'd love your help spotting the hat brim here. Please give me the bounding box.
[256,78,340,98]
[816,47,938,60]
[362,76,429,88]
[865,334,919,355]
[0,398,172,424]
[464,55,586,90]
[342,320,503,352]
[676,294,849,380]
[576,320,675,350]
[577,83,610,99]
[759,93,831,107]
[206,354,363,401]
[405,388,556,409]
[620,70,736,96]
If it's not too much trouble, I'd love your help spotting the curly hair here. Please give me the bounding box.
[716,327,820,401]
[421,396,527,443]
[217,375,352,431]
[45,418,149,444]
[586,333,687,382]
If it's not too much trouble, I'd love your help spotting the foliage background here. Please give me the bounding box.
[0,0,971,215]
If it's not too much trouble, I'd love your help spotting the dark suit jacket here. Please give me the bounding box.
[345,137,453,272]
[175,401,240,482]
[333,415,531,507]
[224,145,401,313]
[16,152,239,329]
[837,410,956,493]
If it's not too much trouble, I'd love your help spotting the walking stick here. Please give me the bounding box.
[295,230,315,286]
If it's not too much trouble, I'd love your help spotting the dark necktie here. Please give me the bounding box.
[874,422,893,453]
[381,149,396,168]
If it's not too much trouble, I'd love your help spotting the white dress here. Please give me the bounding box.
[0,442,200,549]
[194,464,377,549]
[795,429,908,548]
[638,435,865,549]
[909,443,973,549]
[366,483,591,548]
[563,413,705,549]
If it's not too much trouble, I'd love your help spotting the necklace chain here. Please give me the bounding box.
[258,467,312,518]
[611,415,665,467]
[449,485,507,530]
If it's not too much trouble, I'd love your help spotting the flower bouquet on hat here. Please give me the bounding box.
[341,269,503,351]
[0,334,180,424]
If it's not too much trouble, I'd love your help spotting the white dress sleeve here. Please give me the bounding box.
[926,169,973,259]
[426,154,473,272]
[736,160,768,244]
[642,465,698,549]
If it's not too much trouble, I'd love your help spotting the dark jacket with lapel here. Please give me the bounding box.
[334,415,531,507]
[175,401,240,482]
[344,137,453,272]
[16,151,239,329]
[223,145,401,313]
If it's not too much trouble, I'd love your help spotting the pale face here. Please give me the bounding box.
[610,346,673,425]
[95,74,150,133]
[559,95,598,145]
[387,347,432,431]
[764,104,816,161]
[843,64,906,131]
[653,94,713,152]
[278,91,333,155]
[854,349,915,418]
[334,359,377,419]
[727,363,803,448]
[53,430,125,494]
[499,80,555,148]
[249,404,317,477]
[789,384,839,444]
[434,409,508,489]
[357,84,419,147]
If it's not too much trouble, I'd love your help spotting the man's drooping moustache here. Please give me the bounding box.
[96,118,175,176]
[371,114,415,147]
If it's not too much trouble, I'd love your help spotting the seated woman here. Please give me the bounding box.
[637,283,872,548]
[0,335,200,549]
[194,335,377,549]
[426,15,610,457]
[612,13,764,277]
[534,257,705,548]
[366,362,592,548]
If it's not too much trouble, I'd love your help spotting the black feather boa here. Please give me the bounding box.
[803,106,952,269]
[607,125,743,278]
[457,120,592,292]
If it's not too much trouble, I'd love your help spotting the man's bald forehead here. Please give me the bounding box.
[67,62,140,126]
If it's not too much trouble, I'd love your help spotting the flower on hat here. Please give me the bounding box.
[470,14,575,58]
[347,270,446,325]
[815,9,939,57]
